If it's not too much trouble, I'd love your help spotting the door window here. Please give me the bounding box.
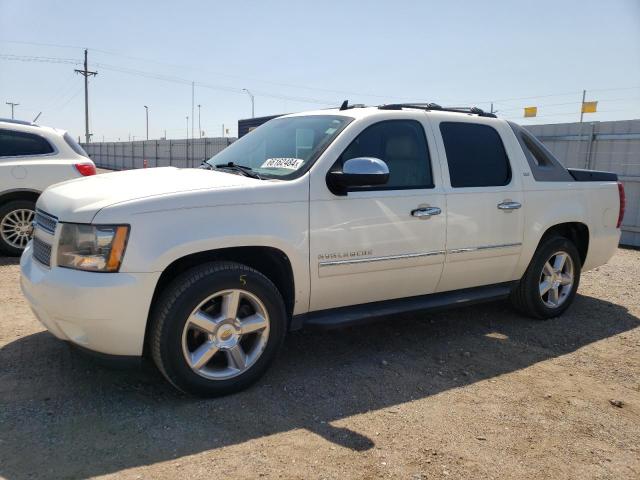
[0,129,54,157]
[439,122,511,188]
[339,120,433,190]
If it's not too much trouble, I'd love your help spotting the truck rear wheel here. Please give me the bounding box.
[510,235,581,319]
[150,261,287,397]
[0,200,36,256]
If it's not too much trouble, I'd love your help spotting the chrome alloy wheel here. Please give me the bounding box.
[181,289,270,380]
[0,208,34,250]
[539,251,574,308]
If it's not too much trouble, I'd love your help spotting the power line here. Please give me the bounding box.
[3,52,640,109]
[2,50,640,129]
[56,85,84,111]
[0,40,411,100]
[90,60,339,105]
[0,53,80,65]
[43,72,80,110]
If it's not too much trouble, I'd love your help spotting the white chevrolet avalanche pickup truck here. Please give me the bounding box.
[20,103,624,397]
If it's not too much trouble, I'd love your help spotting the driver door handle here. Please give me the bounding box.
[497,201,522,210]
[411,206,442,218]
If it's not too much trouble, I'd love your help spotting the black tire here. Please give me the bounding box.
[150,261,287,397]
[0,200,36,256]
[510,235,581,319]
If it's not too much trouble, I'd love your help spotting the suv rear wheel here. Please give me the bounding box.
[150,261,287,397]
[0,200,36,256]
[511,235,581,319]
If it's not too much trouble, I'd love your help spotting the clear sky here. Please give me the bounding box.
[1,0,639,141]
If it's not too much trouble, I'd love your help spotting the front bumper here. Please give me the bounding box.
[20,243,161,356]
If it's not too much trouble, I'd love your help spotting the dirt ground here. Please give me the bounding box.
[1,249,639,480]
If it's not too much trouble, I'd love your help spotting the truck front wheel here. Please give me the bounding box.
[511,235,581,319]
[150,261,287,397]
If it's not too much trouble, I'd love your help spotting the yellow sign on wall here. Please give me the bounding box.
[524,106,537,118]
[582,101,597,113]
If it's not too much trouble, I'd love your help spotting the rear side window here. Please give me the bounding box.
[521,134,549,167]
[440,122,511,188]
[0,129,54,157]
[506,122,574,182]
[63,132,89,158]
[339,120,433,190]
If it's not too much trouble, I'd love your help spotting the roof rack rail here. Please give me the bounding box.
[0,117,38,126]
[338,100,367,111]
[378,103,497,118]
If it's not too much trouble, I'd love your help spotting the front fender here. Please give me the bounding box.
[105,202,310,314]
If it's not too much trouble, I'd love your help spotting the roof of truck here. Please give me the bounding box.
[283,104,503,123]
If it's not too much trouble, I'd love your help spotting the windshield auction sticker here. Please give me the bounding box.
[261,158,304,170]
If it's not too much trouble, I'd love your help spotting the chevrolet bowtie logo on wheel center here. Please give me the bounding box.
[211,322,242,349]
[218,326,235,341]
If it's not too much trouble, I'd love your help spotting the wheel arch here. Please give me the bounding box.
[0,189,41,206]
[143,245,296,356]
[537,221,589,266]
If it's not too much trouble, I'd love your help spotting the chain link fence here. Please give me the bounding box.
[82,137,236,170]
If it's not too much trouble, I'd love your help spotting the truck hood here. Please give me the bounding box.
[37,167,261,223]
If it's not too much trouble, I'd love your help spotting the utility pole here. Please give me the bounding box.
[6,102,19,119]
[74,49,97,144]
[242,88,255,118]
[197,104,202,138]
[579,89,586,123]
[144,105,149,140]
[221,123,224,137]
[186,115,189,163]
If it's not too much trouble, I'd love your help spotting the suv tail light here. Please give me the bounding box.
[617,181,625,228]
[74,163,96,176]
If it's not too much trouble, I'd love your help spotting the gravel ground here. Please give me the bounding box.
[1,249,639,479]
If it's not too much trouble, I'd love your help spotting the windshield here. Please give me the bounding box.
[206,115,352,179]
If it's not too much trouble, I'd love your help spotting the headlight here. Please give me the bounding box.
[57,223,130,272]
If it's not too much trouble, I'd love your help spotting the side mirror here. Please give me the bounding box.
[327,157,389,195]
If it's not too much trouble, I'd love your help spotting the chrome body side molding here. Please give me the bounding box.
[447,242,522,254]
[318,250,446,268]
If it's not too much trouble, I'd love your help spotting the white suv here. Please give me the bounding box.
[0,119,96,255]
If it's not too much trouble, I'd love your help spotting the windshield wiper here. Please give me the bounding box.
[199,161,214,170]
[214,162,263,179]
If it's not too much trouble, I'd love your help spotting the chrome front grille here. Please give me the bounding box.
[34,209,58,234]
[33,236,52,267]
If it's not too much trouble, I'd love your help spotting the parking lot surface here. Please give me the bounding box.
[1,249,639,479]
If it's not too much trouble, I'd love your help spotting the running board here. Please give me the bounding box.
[291,282,516,330]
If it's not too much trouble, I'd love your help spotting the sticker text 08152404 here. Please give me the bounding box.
[260,158,304,170]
